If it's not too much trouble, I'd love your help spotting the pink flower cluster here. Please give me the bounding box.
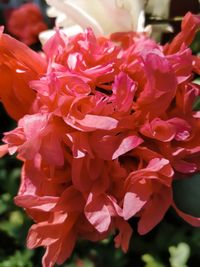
[6,3,47,45]
[0,12,200,267]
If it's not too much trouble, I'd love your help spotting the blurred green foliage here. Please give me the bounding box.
[169,243,190,267]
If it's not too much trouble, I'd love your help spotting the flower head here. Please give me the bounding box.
[7,3,48,45]
[0,12,200,267]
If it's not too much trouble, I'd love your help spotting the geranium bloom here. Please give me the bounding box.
[1,12,200,267]
[6,3,48,45]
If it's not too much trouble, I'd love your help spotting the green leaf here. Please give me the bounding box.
[169,243,190,267]
[9,211,24,226]
[192,95,200,111]
[0,193,11,215]
[142,254,165,267]
[193,79,200,85]
[0,211,24,240]
[173,173,200,217]
[191,31,200,54]
[0,250,33,267]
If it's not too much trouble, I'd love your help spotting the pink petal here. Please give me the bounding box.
[123,191,147,220]
[91,133,143,160]
[173,202,200,227]
[14,195,58,212]
[0,144,8,157]
[114,218,133,253]
[112,72,136,113]
[85,193,111,233]
[140,118,175,142]
[112,135,143,160]
[138,189,172,235]
[164,12,200,54]
[67,114,118,131]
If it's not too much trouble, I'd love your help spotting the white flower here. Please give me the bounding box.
[39,0,145,44]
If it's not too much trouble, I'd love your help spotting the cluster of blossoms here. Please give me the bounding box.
[0,12,200,267]
[6,3,48,45]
